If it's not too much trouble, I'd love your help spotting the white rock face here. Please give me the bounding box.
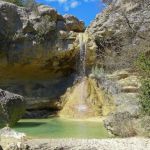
[0,127,26,140]
[87,0,150,70]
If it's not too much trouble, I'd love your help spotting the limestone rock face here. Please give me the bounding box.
[0,1,85,111]
[104,111,137,137]
[102,70,141,137]
[87,0,150,70]
[0,89,26,127]
[59,77,114,118]
[64,15,85,32]
[0,127,26,150]
[86,0,150,135]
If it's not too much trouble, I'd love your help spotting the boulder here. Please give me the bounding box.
[0,127,26,140]
[0,89,26,127]
[64,14,85,32]
[38,5,57,21]
[104,111,137,137]
[0,1,23,39]
[0,127,26,150]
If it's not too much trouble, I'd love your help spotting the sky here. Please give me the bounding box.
[36,0,106,26]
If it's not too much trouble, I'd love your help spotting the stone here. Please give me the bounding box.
[137,116,150,137]
[56,21,66,31]
[22,21,35,34]
[64,14,85,32]
[102,70,141,137]
[0,127,27,150]
[121,86,139,93]
[37,5,57,21]
[107,70,130,80]
[0,127,26,140]
[0,89,26,127]
[59,77,115,118]
[0,1,85,112]
[87,0,150,71]
[0,1,23,39]
[104,111,137,137]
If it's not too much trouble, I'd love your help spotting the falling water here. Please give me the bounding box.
[78,33,88,78]
[77,33,88,114]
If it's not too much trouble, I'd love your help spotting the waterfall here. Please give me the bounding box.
[78,33,88,114]
[78,33,88,78]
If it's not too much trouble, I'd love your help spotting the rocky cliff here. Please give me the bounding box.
[0,1,86,111]
[87,0,150,71]
[0,0,149,138]
[87,0,150,137]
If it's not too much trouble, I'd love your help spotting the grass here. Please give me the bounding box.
[13,117,110,139]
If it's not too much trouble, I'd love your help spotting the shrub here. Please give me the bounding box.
[35,15,56,43]
[91,66,105,79]
[136,52,150,115]
[139,79,150,115]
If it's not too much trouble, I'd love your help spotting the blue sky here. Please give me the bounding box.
[36,0,105,26]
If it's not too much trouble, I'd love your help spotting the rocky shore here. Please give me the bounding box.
[1,138,150,150]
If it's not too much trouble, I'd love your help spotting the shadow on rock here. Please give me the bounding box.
[14,122,46,128]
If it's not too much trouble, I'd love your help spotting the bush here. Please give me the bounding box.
[35,15,56,43]
[139,79,150,115]
[136,52,150,115]
[91,66,105,79]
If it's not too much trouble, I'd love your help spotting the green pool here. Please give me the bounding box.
[13,117,110,139]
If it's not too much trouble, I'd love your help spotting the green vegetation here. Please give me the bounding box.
[136,52,150,115]
[13,118,110,139]
[4,0,24,6]
[91,66,105,79]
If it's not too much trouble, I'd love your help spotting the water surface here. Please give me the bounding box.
[13,117,110,139]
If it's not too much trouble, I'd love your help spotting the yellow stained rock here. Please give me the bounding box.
[59,77,115,119]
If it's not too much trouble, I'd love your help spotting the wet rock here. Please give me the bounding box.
[59,77,114,118]
[0,89,26,127]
